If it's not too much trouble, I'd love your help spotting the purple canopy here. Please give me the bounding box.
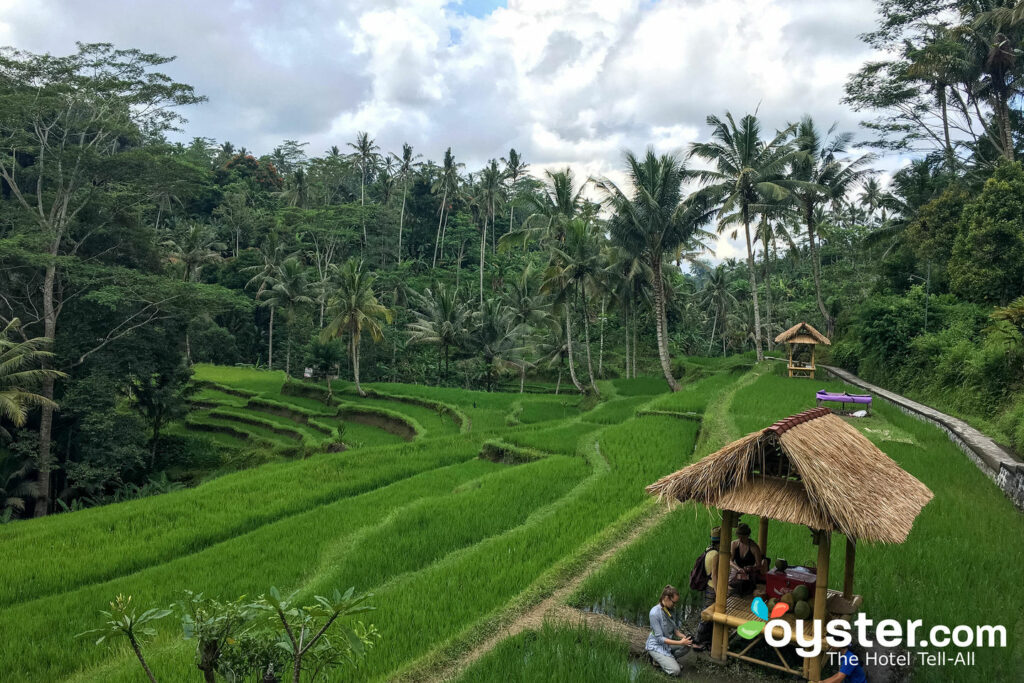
[816,390,872,405]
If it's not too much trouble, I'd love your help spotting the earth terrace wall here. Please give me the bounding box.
[821,364,1024,510]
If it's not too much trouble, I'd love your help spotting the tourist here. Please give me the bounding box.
[692,526,720,649]
[820,645,867,683]
[729,522,764,596]
[645,585,694,676]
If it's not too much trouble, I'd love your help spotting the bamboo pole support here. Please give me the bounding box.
[807,530,831,681]
[711,509,735,663]
[758,517,769,566]
[843,536,856,600]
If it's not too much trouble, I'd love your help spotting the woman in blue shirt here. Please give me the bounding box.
[821,646,867,683]
[645,585,694,676]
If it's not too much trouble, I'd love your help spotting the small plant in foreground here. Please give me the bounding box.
[77,594,171,683]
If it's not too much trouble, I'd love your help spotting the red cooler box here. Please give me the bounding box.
[765,567,817,598]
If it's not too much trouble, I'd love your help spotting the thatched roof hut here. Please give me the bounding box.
[774,322,830,379]
[649,407,933,679]
[774,321,831,346]
[647,407,932,544]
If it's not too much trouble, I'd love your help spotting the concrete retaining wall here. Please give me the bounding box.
[821,364,1024,510]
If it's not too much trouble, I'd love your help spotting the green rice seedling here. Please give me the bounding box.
[0,435,486,609]
[579,395,652,425]
[191,364,286,395]
[611,376,671,396]
[504,422,601,456]
[3,456,584,681]
[516,397,582,424]
[455,622,665,683]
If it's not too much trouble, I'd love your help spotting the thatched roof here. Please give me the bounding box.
[646,408,933,544]
[775,322,831,345]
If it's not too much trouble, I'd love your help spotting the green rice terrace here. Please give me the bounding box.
[2,360,1022,681]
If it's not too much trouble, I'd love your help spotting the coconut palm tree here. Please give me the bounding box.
[393,143,422,265]
[501,148,529,235]
[432,148,463,267]
[406,284,470,384]
[244,234,290,369]
[544,218,604,395]
[261,257,313,376]
[605,248,652,378]
[504,264,548,392]
[347,131,380,248]
[322,259,392,397]
[790,116,873,336]
[477,160,506,306]
[470,298,527,392]
[1,318,65,441]
[161,221,226,282]
[689,112,806,362]
[594,149,713,391]
[501,168,585,250]
[0,450,37,519]
[699,265,739,356]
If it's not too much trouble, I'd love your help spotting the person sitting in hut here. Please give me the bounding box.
[692,526,720,650]
[729,522,765,596]
[821,645,867,683]
[645,585,695,676]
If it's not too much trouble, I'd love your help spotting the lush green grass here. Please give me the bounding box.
[579,395,651,424]
[516,397,582,424]
[504,422,601,455]
[0,435,484,609]
[455,623,664,683]
[611,376,671,396]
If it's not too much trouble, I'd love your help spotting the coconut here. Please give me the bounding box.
[793,584,810,602]
[780,592,795,606]
[775,558,789,572]
[794,600,811,619]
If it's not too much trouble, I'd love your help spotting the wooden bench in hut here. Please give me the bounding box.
[775,322,830,379]
[647,407,933,681]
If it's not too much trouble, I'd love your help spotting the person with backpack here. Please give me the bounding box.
[691,526,720,650]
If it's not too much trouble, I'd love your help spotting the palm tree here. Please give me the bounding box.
[790,116,873,336]
[261,257,313,376]
[0,450,37,519]
[699,265,738,355]
[477,160,506,306]
[432,148,462,267]
[594,149,713,391]
[501,168,585,249]
[859,177,886,226]
[1,318,65,441]
[544,218,604,395]
[501,148,529,235]
[347,131,379,248]
[161,221,226,282]
[689,112,806,362]
[470,298,527,392]
[322,259,392,397]
[406,284,470,384]
[244,235,289,369]
[504,264,548,392]
[393,143,422,265]
[534,315,570,394]
[605,248,652,379]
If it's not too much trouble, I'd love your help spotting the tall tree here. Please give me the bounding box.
[595,150,712,390]
[0,319,65,441]
[790,117,873,336]
[504,265,548,392]
[260,257,313,376]
[501,149,529,236]
[432,148,462,267]
[245,235,290,369]
[161,221,226,282]
[322,259,392,397]
[407,284,470,384]
[689,113,804,362]
[0,43,204,515]
[347,131,379,249]
[502,168,585,249]
[393,143,422,265]
[477,160,506,307]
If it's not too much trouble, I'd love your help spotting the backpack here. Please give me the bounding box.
[689,547,713,591]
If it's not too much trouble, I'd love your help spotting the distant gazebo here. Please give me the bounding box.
[775,322,830,379]
[647,407,932,680]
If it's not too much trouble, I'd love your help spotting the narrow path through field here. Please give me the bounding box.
[431,496,671,681]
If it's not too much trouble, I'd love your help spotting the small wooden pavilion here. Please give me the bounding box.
[646,407,932,680]
[775,322,830,379]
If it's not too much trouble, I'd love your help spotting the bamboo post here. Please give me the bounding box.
[758,517,769,567]
[807,530,831,681]
[788,344,794,377]
[711,509,735,663]
[810,344,816,380]
[843,536,856,599]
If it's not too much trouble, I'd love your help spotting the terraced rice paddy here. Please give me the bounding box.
[2,360,1020,681]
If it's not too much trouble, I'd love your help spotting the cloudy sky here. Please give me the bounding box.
[1,0,906,259]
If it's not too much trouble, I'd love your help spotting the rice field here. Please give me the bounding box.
[3,360,1019,681]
